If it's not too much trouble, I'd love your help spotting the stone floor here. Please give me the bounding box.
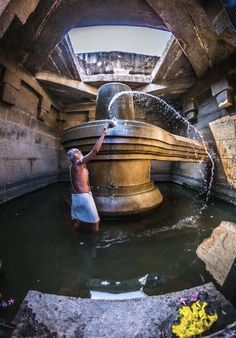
[12,283,236,338]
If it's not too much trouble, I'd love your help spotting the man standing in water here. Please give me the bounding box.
[66,126,108,232]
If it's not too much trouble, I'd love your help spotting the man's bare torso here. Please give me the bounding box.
[71,163,90,193]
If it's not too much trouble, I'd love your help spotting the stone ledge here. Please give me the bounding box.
[0,174,59,204]
[12,283,236,338]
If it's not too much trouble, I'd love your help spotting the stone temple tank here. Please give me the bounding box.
[61,83,207,217]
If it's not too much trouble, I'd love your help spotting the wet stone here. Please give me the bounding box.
[12,283,236,338]
[197,221,236,285]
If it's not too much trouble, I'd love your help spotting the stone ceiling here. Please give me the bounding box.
[0,0,236,108]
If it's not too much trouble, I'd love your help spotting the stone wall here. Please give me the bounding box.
[0,53,63,203]
[209,115,236,202]
[173,84,236,205]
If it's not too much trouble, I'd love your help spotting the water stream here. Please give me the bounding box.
[108,91,215,214]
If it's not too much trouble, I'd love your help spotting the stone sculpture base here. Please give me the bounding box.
[62,119,206,217]
[12,283,236,338]
[94,185,163,216]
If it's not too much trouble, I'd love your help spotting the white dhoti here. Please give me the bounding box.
[71,192,100,223]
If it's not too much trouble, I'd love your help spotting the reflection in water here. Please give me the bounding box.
[0,183,236,321]
[90,290,146,299]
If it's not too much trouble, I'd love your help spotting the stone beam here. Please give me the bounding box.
[151,35,176,82]
[80,74,152,84]
[35,72,97,99]
[137,83,167,95]
[146,0,224,78]
[64,102,96,113]
[45,35,81,81]
[137,78,195,97]
[151,37,196,85]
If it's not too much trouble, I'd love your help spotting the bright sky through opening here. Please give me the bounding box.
[69,26,172,56]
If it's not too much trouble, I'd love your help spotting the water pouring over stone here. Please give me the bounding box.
[61,83,207,217]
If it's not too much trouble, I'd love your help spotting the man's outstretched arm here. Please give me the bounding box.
[79,126,108,164]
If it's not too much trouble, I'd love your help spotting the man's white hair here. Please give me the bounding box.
[66,148,79,161]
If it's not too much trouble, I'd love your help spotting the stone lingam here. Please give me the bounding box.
[61,83,207,217]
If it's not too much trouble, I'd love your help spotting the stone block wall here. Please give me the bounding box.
[209,115,236,203]
[0,55,63,203]
[173,84,236,205]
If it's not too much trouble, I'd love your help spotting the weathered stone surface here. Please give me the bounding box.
[0,83,19,105]
[3,68,21,90]
[183,98,198,115]
[45,36,81,81]
[151,160,172,182]
[0,101,9,121]
[0,0,39,39]
[197,221,236,286]
[15,83,40,117]
[210,115,236,189]
[12,283,236,338]
[186,110,198,123]
[0,58,62,203]
[64,111,89,129]
[77,51,158,78]
[7,107,31,127]
[216,89,233,109]
[205,321,236,337]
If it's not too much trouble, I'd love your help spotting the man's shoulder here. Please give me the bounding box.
[75,159,83,166]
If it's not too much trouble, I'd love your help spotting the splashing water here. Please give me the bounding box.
[108,91,215,214]
[96,216,200,249]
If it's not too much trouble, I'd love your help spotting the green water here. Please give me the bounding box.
[0,183,236,320]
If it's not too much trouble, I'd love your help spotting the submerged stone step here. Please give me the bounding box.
[12,283,236,338]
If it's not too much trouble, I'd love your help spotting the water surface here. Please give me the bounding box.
[0,183,236,320]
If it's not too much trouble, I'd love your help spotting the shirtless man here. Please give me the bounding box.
[66,126,108,232]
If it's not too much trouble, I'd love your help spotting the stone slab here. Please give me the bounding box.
[12,283,236,338]
[197,221,236,286]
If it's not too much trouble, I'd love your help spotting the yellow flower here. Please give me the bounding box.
[172,300,218,338]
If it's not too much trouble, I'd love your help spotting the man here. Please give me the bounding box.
[66,126,108,232]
